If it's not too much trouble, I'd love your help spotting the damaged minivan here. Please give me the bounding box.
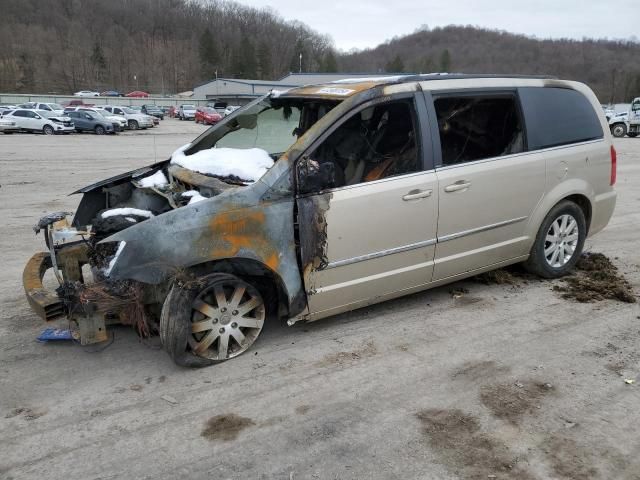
[24,74,616,367]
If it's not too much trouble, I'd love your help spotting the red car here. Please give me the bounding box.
[168,106,178,118]
[125,91,150,98]
[195,107,222,125]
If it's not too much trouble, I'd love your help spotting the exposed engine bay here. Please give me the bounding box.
[27,94,340,345]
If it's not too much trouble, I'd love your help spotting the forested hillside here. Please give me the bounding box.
[0,0,335,94]
[1,0,639,102]
[339,26,640,103]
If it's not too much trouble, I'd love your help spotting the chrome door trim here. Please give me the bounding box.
[325,238,437,270]
[438,216,528,243]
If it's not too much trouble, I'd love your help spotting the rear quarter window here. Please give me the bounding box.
[518,87,603,150]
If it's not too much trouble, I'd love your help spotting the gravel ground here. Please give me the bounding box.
[0,122,639,480]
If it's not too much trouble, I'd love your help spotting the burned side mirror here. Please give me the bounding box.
[297,156,336,194]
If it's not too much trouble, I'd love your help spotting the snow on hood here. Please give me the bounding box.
[101,208,154,219]
[170,144,274,183]
[135,170,169,188]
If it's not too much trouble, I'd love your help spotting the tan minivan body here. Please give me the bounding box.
[23,75,616,365]
[295,77,615,322]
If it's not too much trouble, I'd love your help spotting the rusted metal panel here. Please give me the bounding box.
[23,253,64,321]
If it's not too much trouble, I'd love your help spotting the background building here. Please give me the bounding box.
[193,73,405,104]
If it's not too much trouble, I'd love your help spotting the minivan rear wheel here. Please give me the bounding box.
[160,273,266,367]
[524,200,586,279]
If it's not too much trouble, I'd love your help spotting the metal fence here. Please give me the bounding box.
[0,93,210,107]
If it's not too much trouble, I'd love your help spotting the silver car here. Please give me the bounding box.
[23,74,616,366]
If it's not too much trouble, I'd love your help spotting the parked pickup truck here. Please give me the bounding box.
[102,105,155,130]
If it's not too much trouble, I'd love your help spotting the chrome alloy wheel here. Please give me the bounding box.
[188,279,265,360]
[544,214,579,268]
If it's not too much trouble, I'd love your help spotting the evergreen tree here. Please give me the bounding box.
[321,51,338,73]
[198,28,219,79]
[439,49,451,72]
[385,54,404,73]
[90,42,106,87]
[257,41,272,79]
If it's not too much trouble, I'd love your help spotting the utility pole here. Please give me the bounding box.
[299,53,302,73]
[215,70,218,99]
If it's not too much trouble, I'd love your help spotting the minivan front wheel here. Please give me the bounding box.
[43,125,54,135]
[128,120,139,130]
[524,200,586,278]
[160,273,266,367]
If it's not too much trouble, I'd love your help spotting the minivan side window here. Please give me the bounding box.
[518,87,603,150]
[299,99,421,193]
[434,94,524,165]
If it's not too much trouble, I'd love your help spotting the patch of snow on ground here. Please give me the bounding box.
[101,208,154,219]
[171,147,274,182]
[136,170,168,188]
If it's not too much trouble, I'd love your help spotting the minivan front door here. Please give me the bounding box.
[429,92,545,280]
[295,96,439,320]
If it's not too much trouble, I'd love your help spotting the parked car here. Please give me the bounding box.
[66,110,115,134]
[178,104,196,120]
[100,90,123,97]
[66,107,127,132]
[126,91,150,98]
[168,106,178,118]
[22,74,616,367]
[0,117,20,134]
[195,107,222,125]
[2,108,74,134]
[609,111,629,138]
[63,99,93,108]
[102,105,154,130]
[74,90,100,97]
[141,104,164,120]
[24,102,65,115]
[223,105,241,116]
[0,104,17,115]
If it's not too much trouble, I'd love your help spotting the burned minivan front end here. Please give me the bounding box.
[22,89,353,359]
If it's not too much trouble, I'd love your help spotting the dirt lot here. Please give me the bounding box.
[1,122,639,479]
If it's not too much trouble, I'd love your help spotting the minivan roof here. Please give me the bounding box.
[279,73,558,100]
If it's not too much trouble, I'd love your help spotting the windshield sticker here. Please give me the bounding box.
[315,87,355,96]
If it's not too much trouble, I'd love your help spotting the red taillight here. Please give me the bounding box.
[610,145,617,186]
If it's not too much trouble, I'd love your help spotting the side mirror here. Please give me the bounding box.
[297,157,336,194]
[34,115,41,119]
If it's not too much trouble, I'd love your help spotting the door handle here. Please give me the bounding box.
[402,189,432,201]
[444,180,471,193]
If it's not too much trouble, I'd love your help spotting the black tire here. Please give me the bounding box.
[95,125,105,135]
[524,200,587,279]
[43,125,54,135]
[128,120,139,130]
[160,273,266,368]
[627,132,637,138]
[611,123,627,138]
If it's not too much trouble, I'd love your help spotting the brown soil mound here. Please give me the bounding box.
[553,253,636,303]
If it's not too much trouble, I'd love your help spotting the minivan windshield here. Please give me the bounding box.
[188,95,339,159]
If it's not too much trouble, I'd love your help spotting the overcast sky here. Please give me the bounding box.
[241,0,637,51]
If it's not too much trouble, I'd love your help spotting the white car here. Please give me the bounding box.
[223,105,241,116]
[74,90,100,97]
[3,109,74,134]
[18,102,65,115]
[102,105,154,130]
[0,117,20,134]
[178,104,196,120]
[66,106,127,131]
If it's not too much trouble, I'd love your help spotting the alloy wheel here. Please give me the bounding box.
[188,279,265,360]
[544,214,579,268]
